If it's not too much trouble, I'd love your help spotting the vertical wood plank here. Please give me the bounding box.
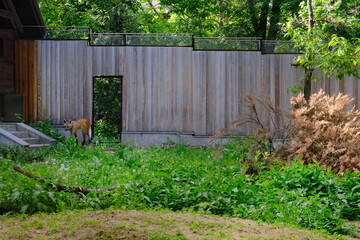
[34,41,360,138]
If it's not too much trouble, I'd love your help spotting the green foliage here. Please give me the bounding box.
[37,0,304,40]
[90,136,121,150]
[93,120,119,139]
[30,114,66,143]
[0,160,64,215]
[151,0,302,38]
[252,162,359,233]
[14,113,24,123]
[0,145,54,163]
[93,77,122,138]
[38,0,141,33]
[218,135,273,175]
[1,143,359,235]
[284,0,360,97]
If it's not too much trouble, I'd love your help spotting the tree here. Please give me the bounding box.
[284,0,360,100]
[37,0,303,40]
[38,0,142,33]
[146,0,302,38]
[246,0,302,40]
[156,0,245,36]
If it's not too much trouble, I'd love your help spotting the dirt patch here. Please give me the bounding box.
[0,210,357,240]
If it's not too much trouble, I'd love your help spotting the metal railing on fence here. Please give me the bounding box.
[89,33,193,46]
[22,26,302,53]
[261,40,302,54]
[193,37,261,51]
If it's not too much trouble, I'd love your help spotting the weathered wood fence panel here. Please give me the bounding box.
[15,40,360,139]
[122,47,193,132]
[36,41,91,124]
[191,52,304,135]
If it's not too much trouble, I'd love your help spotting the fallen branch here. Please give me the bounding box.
[13,165,118,195]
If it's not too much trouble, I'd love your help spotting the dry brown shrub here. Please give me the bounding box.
[212,94,289,152]
[212,95,289,174]
[278,89,360,173]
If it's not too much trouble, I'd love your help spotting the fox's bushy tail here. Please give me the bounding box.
[89,127,93,143]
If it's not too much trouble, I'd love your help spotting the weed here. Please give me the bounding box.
[9,227,26,239]
[148,234,188,240]
[21,219,44,229]
[31,113,66,143]
[112,224,127,231]
[82,219,101,226]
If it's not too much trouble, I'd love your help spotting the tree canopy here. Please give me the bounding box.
[38,0,302,39]
[284,0,360,99]
[37,0,142,33]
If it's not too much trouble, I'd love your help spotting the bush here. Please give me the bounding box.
[217,135,274,175]
[93,119,121,139]
[277,89,360,173]
[31,114,66,143]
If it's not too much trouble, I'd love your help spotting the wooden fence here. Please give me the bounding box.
[15,40,360,138]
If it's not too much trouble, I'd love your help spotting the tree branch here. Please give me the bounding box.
[13,165,119,195]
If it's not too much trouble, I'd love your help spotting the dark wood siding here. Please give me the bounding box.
[0,30,15,94]
[15,40,38,123]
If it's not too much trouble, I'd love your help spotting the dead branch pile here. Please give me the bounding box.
[277,89,360,173]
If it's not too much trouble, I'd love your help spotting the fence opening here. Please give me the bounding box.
[93,76,122,142]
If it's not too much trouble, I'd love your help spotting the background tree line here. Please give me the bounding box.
[38,0,305,39]
[38,0,359,39]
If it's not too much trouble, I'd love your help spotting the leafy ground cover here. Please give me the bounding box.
[0,142,359,239]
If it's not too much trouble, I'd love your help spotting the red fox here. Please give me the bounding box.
[64,118,92,145]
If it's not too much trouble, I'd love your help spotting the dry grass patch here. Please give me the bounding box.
[0,210,355,240]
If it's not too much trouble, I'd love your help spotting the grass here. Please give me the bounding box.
[0,209,352,240]
[0,141,359,237]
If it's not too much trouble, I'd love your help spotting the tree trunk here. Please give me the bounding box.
[303,0,314,101]
[218,0,225,27]
[304,68,313,100]
[307,0,314,29]
[267,0,281,40]
[247,0,259,35]
[264,0,282,53]
[258,0,271,39]
[246,0,270,38]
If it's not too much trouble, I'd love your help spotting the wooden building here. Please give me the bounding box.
[0,0,44,122]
